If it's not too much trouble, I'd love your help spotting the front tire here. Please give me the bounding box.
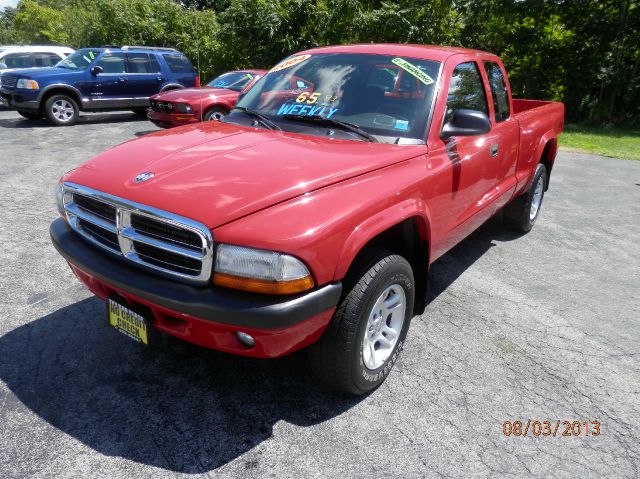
[504,163,547,232]
[203,106,227,121]
[16,110,42,120]
[44,94,79,126]
[309,251,415,395]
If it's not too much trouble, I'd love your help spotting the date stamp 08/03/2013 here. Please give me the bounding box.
[502,420,601,438]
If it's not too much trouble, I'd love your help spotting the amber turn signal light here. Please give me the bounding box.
[213,272,314,295]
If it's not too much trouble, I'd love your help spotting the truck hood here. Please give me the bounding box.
[151,87,236,103]
[64,121,425,229]
[5,66,77,80]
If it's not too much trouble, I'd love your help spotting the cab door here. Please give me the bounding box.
[89,52,128,107]
[428,60,499,255]
[125,53,164,103]
[481,60,519,211]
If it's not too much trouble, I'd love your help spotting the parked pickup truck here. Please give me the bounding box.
[147,69,266,128]
[51,44,564,394]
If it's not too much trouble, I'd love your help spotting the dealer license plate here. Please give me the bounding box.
[107,299,149,345]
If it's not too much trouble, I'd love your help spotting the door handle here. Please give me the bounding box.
[118,77,127,83]
[490,144,499,157]
[156,77,164,82]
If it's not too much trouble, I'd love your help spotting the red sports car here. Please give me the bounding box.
[147,69,266,128]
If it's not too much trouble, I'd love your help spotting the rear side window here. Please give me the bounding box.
[162,54,194,73]
[95,53,126,74]
[3,53,33,69]
[444,62,488,124]
[32,53,62,67]
[484,61,510,122]
[126,53,161,74]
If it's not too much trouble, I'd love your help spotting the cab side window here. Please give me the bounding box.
[484,61,510,122]
[95,53,126,74]
[444,62,488,124]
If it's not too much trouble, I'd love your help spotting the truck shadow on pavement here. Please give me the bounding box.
[0,298,360,473]
[427,213,523,302]
[0,213,521,473]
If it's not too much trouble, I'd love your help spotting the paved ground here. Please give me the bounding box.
[0,108,639,479]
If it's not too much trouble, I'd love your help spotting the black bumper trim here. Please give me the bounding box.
[50,218,342,329]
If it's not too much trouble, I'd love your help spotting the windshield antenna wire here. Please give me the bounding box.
[194,6,203,126]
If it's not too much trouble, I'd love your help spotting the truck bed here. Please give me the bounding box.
[512,98,565,195]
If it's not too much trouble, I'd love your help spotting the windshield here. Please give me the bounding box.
[56,49,102,70]
[231,53,440,142]
[208,71,258,91]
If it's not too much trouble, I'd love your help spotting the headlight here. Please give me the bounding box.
[16,79,39,90]
[56,183,72,217]
[175,103,193,113]
[213,244,314,295]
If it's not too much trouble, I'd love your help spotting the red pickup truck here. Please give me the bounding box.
[51,44,564,394]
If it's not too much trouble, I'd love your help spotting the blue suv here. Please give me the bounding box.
[0,46,198,125]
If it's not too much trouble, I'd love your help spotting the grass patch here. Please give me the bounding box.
[561,125,640,160]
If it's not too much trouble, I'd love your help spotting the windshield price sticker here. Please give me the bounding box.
[277,102,338,118]
[295,92,338,105]
[270,54,311,73]
[391,58,434,85]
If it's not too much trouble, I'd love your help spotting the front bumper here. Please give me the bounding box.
[0,88,39,110]
[147,108,200,128]
[50,218,342,357]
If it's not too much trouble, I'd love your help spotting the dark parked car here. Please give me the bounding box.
[0,45,199,125]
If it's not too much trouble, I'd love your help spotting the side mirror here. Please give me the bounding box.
[441,109,491,140]
[90,65,103,76]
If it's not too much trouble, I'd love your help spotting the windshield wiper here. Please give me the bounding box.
[282,114,378,142]
[232,107,281,131]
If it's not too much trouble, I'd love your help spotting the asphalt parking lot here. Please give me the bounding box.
[0,107,639,479]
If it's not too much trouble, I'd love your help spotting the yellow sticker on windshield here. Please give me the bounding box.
[270,54,311,73]
[391,58,434,85]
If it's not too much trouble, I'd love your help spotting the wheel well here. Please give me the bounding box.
[345,218,429,316]
[40,88,82,111]
[539,139,557,190]
[161,85,182,92]
[205,104,228,113]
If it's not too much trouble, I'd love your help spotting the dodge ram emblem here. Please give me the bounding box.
[133,172,155,183]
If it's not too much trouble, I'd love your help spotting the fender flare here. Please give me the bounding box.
[37,84,83,105]
[528,130,558,190]
[333,198,432,281]
[160,83,184,92]
[202,103,229,116]
[534,130,557,167]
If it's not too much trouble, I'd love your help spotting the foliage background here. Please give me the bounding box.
[0,0,638,125]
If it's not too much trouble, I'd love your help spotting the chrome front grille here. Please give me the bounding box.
[150,100,174,112]
[1,74,17,89]
[60,182,214,284]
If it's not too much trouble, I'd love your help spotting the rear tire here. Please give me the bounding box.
[504,163,547,232]
[44,94,79,126]
[203,106,227,121]
[17,110,42,120]
[309,250,415,395]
